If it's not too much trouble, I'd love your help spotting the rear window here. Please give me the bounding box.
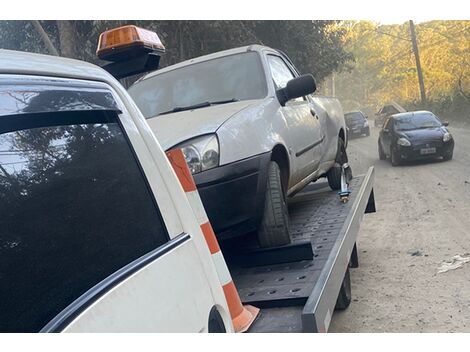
[0,110,169,332]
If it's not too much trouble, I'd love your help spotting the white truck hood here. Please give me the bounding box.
[146,100,258,150]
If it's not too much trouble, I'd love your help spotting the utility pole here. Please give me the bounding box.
[409,20,426,106]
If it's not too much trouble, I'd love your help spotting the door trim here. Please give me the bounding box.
[40,233,191,333]
[295,136,325,157]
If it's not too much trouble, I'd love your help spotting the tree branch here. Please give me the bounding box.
[31,20,59,56]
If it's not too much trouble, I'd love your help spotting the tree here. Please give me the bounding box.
[335,20,469,120]
[0,20,351,84]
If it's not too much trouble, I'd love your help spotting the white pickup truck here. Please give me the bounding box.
[128,45,349,248]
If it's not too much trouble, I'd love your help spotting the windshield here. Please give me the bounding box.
[345,112,364,122]
[128,51,267,118]
[394,113,442,131]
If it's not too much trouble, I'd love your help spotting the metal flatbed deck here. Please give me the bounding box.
[228,167,375,333]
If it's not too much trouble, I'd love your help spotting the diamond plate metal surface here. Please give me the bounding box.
[231,177,364,306]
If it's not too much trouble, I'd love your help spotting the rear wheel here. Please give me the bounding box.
[327,138,351,190]
[335,268,351,310]
[258,161,291,248]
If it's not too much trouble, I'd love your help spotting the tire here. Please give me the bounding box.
[443,151,453,161]
[335,268,352,310]
[378,140,386,160]
[365,128,370,137]
[390,147,400,166]
[258,161,291,248]
[327,138,351,191]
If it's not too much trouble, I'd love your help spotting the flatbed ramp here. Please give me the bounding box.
[228,167,375,333]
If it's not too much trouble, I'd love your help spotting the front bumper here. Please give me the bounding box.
[396,140,454,160]
[193,152,271,241]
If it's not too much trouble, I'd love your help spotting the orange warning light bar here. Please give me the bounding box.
[97,25,165,61]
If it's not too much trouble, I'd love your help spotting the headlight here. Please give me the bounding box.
[443,132,452,142]
[176,135,219,174]
[397,137,411,146]
[364,120,369,127]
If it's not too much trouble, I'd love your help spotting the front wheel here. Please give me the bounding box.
[258,161,291,248]
[390,147,401,166]
[443,150,453,161]
[378,140,386,160]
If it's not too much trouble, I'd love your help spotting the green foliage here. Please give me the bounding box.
[335,20,469,120]
[0,20,351,83]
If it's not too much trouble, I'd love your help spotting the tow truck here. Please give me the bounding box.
[0,26,375,333]
[96,25,377,333]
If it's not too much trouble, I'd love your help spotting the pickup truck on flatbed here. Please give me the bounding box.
[127,44,350,249]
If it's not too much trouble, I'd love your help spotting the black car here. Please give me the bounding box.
[345,111,370,137]
[378,111,454,166]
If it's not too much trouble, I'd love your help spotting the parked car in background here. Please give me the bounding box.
[375,101,406,127]
[378,111,454,166]
[345,111,370,138]
[128,45,349,248]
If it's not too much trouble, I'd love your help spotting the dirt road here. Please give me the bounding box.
[329,124,470,332]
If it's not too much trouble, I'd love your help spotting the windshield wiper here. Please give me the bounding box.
[158,98,239,116]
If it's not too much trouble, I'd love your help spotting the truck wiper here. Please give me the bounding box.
[158,98,239,116]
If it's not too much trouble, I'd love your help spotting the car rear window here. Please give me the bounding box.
[0,110,169,332]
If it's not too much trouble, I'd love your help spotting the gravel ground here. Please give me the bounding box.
[328,124,470,332]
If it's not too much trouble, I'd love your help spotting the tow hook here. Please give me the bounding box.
[339,163,351,203]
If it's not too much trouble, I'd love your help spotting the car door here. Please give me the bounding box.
[380,117,393,156]
[0,78,228,333]
[266,54,323,185]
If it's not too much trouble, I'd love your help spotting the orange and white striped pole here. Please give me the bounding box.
[166,149,259,333]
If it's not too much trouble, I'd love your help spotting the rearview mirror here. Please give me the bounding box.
[277,74,316,106]
[442,121,449,126]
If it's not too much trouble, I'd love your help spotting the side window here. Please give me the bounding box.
[267,55,296,89]
[0,110,169,332]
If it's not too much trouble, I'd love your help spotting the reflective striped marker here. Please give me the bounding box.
[166,149,259,333]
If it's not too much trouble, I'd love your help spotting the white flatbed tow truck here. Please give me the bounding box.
[0,26,376,333]
[95,25,377,333]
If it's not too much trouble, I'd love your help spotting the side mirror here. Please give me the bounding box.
[442,121,449,126]
[276,74,316,106]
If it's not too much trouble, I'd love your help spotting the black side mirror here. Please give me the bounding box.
[442,121,449,126]
[277,74,316,106]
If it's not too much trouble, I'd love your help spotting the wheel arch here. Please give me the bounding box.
[271,144,290,194]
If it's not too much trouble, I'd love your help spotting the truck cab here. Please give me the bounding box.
[0,49,232,333]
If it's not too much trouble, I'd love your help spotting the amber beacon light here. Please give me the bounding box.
[97,25,165,62]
